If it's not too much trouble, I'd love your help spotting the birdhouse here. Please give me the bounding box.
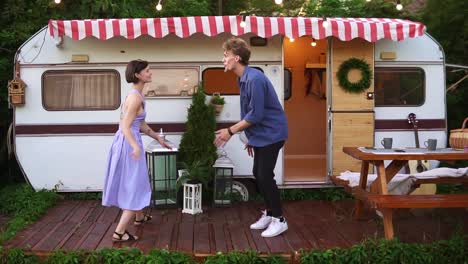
[8,78,26,106]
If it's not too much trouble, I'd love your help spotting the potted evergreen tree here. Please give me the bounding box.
[177,84,217,211]
[210,92,225,116]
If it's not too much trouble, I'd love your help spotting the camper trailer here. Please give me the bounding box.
[11,16,446,197]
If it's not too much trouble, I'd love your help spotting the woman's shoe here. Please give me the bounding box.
[112,230,138,242]
[134,214,152,225]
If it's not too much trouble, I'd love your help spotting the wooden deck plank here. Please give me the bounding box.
[155,222,174,250]
[96,206,120,223]
[66,201,96,223]
[134,223,160,253]
[193,222,210,254]
[60,221,94,250]
[78,222,111,250]
[212,223,228,253]
[5,200,466,258]
[96,222,117,250]
[305,220,350,249]
[32,221,77,251]
[8,201,79,248]
[227,222,251,251]
[84,202,105,223]
[177,222,194,253]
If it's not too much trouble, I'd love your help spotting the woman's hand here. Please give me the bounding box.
[159,140,172,150]
[131,146,141,160]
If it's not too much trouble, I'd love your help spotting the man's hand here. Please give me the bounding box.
[244,144,253,157]
[214,128,232,147]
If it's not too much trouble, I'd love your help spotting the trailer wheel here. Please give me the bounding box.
[232,180,250,201]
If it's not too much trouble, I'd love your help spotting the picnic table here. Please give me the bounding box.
[341,147,468,239]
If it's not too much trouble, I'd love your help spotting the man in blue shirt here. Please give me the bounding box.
[214,37,288,238]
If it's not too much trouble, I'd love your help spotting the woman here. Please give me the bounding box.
[102,59,170,242]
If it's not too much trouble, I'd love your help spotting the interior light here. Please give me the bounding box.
[311,38,317,47]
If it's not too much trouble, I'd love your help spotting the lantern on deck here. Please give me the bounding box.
[212,150,234,207]
[145,139,178,208]
[182,183,203,215]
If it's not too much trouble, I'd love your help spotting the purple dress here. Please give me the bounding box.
[102,89,151,210]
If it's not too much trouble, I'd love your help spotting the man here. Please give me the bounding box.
[214,37,288,237]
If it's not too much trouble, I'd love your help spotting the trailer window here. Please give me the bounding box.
[202,67,264,95]
[144,67,199,97]
[374,67,425,106]
[42,70,120,111]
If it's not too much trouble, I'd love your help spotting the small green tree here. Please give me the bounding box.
[178,85,217,168]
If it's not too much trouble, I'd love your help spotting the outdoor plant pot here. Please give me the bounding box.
[210,92,225,116]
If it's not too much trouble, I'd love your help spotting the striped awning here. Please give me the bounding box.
[48,16,426,43]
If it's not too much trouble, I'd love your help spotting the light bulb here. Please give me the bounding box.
[156,3,162,11]
[275,0,283,4]
[366,0,371,2]
[396,3,403,10]
[289,38,295,42]
[311,41,317,47]
[322,20,328,28]
[54,0,61,3]
[240,21,246,28]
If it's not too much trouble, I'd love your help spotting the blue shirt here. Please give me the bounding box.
[239,66,288,147]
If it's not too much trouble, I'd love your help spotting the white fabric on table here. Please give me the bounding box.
[337,167,468,195]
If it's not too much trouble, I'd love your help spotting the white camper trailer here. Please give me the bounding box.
[11,16,446,196]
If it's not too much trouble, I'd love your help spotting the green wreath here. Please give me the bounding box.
[337,58,372,93]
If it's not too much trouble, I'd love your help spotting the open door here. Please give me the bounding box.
[329,38,375,176]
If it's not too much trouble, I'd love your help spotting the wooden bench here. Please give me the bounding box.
[367,194,468,209]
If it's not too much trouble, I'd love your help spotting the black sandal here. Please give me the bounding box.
[112,230,137,242]
[134,214,152,225]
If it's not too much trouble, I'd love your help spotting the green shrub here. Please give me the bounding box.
[210,94,225,105]
[205,251,286,264]
[0,184,59,244]
[300,234,467,264]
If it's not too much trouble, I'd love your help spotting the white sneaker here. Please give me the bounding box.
[250,210,272,230]
[261,217,288,237]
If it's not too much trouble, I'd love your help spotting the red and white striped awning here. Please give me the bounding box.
[48,16,425,43]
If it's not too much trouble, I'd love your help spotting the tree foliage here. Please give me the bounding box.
[177,85,217,168]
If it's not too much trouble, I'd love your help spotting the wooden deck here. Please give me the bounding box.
[3,199,467,259]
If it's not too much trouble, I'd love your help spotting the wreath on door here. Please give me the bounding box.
[337,58,372,93]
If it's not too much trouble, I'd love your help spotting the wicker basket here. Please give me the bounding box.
[449,117,468,149]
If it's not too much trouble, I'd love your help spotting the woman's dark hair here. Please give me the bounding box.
[125,59,149,84]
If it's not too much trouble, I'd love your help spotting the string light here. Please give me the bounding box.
[289,38,295,42]
[275,0,283,4]
[240,15,246,28]
[322,17,328,28]
[54,0,61,3]
[396,0,403,10]
[311,38,317,47]
[156,0,162,11]
[366,0,371,2]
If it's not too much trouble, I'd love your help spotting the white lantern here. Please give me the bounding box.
[182,183,203,215]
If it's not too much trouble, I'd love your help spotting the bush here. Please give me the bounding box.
[0,184,59,244]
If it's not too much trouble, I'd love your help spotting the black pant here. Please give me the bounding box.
[253,141,284,217]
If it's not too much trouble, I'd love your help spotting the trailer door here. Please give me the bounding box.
[328,38,375,177]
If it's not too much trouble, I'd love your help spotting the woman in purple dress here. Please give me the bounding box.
[102,59,170,242]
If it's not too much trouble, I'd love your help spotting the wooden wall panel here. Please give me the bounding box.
[331,38,374,111]
[332,113,374,175]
